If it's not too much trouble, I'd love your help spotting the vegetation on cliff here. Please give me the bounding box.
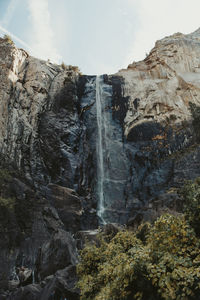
[0,168,15,210]
[189,102,200,142]
[77,179,200,300]
[181,177,200,237]
[0,164,37,246]
[3,34,14,45]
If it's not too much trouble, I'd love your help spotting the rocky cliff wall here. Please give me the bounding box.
[113,28,200,223]
[1,28,200,298]
[120,29,200,139]
[0,38,83,299]
[0,38,81,185]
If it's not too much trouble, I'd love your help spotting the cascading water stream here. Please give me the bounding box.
[79,74,131,225]
[96,75,106,224]
[94,75,130,225]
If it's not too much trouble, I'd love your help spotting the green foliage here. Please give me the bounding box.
[189,102,200,141]
[77,232,150,300]
[146,214,200,300]
[180,177,200,236]
[0,197,15,211]
[136,222,151,243]
[0,168,16,212]
[3,34,14,45]
[0,169,12,186]
[147,214,196,256]
[0,168,12,199]
[77,214,200,300]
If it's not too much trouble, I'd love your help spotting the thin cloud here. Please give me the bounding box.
[0,24,34,53]
[27,0,62,63]
[1,0,19,28]
[123,0,200,66]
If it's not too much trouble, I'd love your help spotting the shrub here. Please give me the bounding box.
[0,168,11,181]
[0,168,12,193]
[146,214,200,300]
[189,102,200,141]
[77,214,200,300]
[136,222,151,243]
[61,62,81,73]
[180,177,200,236]
[3,34,14,45]
[0,197,15,211]
[77,231,152,300]
[69,65,80,72]
[61,62,68,70]
[0,168,16,212]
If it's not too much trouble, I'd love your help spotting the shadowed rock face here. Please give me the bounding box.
[36,229,78,280]
[0,37,83,299]
[1,29,200,298]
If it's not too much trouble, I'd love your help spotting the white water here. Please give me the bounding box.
[32,269,35,284]
[94,75,130,224]
[96,76,106,224]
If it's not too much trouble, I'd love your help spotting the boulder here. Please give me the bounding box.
[6,284,42,300]
[48,184,83,232]
[36,230,78,280]
[39,265,79,300]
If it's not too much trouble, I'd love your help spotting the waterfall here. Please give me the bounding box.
[32,269,35,284]
[95,75,130,225]
[96,75,106,224]
[78,74,131,225]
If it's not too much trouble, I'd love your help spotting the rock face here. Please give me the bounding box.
[0,37,82,299]
[114,28,200,222]
[121,29,200,139]
[1,28,200,297]
[0,40,82,187]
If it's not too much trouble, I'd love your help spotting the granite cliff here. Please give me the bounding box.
[0,28,200,298]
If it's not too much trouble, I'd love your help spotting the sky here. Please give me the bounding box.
[0,0,200,75]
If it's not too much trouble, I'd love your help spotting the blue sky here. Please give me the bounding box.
[0,0,200,75]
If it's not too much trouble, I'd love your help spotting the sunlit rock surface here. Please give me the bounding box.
[118,28,200,139]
